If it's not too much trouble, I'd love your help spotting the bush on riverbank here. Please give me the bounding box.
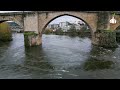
[43,29,53,34]
[0,22,12,41]
[55,28,64,35]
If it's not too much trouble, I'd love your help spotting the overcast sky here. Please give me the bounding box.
[49,15,82,24]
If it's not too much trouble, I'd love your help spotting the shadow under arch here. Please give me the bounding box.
[0,20,22,28]
[24,46,55,71]
[42,14,93,35]
[115,25,120,43]
[0,20,9,23]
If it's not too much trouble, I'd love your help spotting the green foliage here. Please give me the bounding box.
[80,26,87,31]
[24,31,38,36]
[43,29,53,34]
[55,28,63,35]
[67,25,78,36]
[96,29,115,33]
[0,22,12,41]
[68,25,76,33]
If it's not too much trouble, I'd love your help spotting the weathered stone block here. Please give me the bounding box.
[24,31,42,47]
[93,30,118,48]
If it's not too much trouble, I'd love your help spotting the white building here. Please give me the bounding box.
[59,22,68,28]
[47,24,59,29]
[47,21,87,32]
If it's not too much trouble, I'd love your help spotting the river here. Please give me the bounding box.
[0,33,120,79]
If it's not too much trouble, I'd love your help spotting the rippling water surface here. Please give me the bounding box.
[0,33,120,79]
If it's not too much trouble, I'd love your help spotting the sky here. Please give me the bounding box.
[49,15,83,24]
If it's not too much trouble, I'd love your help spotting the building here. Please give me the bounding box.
[59,22,68,28]
[47,21,88,32]
[59,22,71,32]
[47,24,59,29]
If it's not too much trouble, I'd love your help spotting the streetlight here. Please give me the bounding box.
[110,13,117,24]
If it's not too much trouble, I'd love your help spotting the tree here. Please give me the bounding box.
[68,25,77,36]
[0,22,12,41]
[43,29,53,34]
[55,28,63,35]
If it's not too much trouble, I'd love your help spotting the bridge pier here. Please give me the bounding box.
[92,12,118,48]
[93,30,118,48]
[23,12,42,47]
[1,11,120,48]
[24,31,42,47]
[22,11,119,48]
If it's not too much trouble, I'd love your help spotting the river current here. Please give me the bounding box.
[0,33,120,79]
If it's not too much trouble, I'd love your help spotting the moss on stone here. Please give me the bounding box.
[24,31,38,47]
[94,29,118,48]
[24,35,29,47]
[24,31,38,36]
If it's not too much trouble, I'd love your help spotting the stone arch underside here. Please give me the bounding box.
[0,15,23,28]
[38,11,98,35]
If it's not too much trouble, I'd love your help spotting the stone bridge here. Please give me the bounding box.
[0,11,120,47]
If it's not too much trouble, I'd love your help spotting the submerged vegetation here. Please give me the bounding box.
[83,58,114,71]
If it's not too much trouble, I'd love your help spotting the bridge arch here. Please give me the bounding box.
[0,20,23,28]
[39,12,98,37]
[42,14,92,34]
[0,16,23,28]
[0,20,23,33]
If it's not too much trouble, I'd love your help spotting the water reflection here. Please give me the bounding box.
[83,58,114,71]
[1,33,120,78]
[24,46,55,72]
[90,45,116,57]
[82,45,116,71]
